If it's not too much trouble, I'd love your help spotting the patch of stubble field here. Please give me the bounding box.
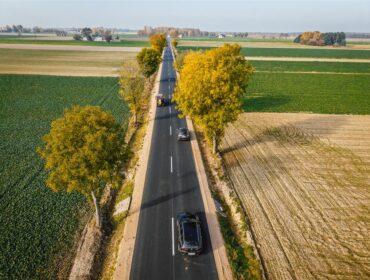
[221,113,370,280]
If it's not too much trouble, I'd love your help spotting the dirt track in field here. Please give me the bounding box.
[221,113,370,280]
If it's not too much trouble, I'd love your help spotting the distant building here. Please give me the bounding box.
[82,37,88,41]
[218,34,226,38]
[178,34,183,38]
[94,36,103,42]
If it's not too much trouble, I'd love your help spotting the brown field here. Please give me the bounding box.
[221,113,370,280]
[0,47,138,76]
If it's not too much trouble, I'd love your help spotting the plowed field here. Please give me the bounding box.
[221,113,370,280]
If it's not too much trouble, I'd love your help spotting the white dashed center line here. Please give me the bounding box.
[172,217,175,256]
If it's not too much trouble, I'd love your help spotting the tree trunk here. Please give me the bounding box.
[212,135,217,154]
[134,111,137,126]
[91,190,101,228]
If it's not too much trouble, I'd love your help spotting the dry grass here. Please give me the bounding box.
[221,112,370,280]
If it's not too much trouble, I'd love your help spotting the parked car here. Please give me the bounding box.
[177,127,190,141]
[177,212,203,256]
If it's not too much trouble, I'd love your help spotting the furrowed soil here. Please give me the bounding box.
[221,112,370,280]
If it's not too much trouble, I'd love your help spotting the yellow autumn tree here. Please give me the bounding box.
[173,44,254,153]
[119,61,145,125]
[37,106,124,228]
[149,33,167,54]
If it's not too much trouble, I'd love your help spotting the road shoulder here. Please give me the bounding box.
[112,53,163,280]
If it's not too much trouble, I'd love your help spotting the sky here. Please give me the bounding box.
[0,0,369,32]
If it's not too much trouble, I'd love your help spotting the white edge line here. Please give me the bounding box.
[172,217,175,256]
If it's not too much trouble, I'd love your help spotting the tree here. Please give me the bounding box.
[173,50,191,72]
[136,48,162,78]
[37,106,124,228]
[81,27,93,41]
[119,61,145,125]
[73,34,82,41]
[173,44,254,153]
[149,33,167,54]
[103,29,113,43]
[172,38,178,49]
[32,26,42,33]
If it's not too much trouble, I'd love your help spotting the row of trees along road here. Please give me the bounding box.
[173,44,254,154]
[38,33,165,229]
[120,33,165,125]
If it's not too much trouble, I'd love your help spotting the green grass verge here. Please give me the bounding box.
[178,46,370,59]
[251,60,370,73]
[212,191,261,279]
[244,72,370,114]
[0,38,149,47]
[0,74,129,279]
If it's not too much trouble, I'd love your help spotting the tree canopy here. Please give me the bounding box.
[149,33,167,54]
[136,47,162,78]
[294,31,346,46]
[173,44,254,153]
[119,61,145,125]
[37,106,124,227]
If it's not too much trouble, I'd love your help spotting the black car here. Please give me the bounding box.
[177,212,203,256]
[177,127,190,141]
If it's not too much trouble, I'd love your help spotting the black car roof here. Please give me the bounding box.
[183,221,199,244]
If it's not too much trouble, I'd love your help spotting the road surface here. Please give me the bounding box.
[130,40,218,280]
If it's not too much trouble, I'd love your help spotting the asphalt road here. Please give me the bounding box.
[130,40,218,280]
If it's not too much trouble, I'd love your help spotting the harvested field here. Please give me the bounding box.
[0,38,149,47]
[0,48,138,76]
[0,43,142,52]
[221,112,370,280]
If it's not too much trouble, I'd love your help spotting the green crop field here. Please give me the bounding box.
[250,60,370,73]
[244,72,370,114]
[178,46,370,59]
[0,38,149,47]
[180,37,293,43]
[0,75,128,279]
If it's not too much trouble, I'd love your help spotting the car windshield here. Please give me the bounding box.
[183,221,199,245]
[179,128,187,134]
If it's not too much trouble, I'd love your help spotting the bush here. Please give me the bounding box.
[73,34,82,41]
